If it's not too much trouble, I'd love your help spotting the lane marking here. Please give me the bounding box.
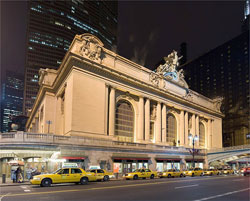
[175,184,199,189]
[0,193,10,201]
[232,179,244,181]
[21,186,27,189]
[24,190,31,192]
[193,188,250,201]
[0,175,238,198]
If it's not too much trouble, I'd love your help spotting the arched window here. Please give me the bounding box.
[115,100,134,138]
[166,113,177,145]
[199,123,205,147]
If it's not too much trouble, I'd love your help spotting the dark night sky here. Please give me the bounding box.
[0,1,246,76]
[117,1,245,70]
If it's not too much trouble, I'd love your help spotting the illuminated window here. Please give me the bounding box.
[166,113,177,145]
[115,100,134,138]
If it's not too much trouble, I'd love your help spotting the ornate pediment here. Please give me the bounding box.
[78,33,104,63]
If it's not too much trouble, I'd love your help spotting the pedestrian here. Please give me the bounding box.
[16,166,23,183]
[11,168,17,183]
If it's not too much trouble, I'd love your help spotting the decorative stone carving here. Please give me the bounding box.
[183,89,194,101]
[212,97,224,112]
[149,72,160,87]
[79,34,103,63]
[154,50,189,88]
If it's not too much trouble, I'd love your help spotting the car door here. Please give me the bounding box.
[58,168,71,183]
[71,168,83,182]
[175,170,180,177]
[97,169,104,180]
[140,169,146,178]
[145,169,151,178]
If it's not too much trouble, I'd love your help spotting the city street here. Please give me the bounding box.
[0,175,249,201]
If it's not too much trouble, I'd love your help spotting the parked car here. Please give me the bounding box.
[30,168,97,187]
[123,168,157,180]
[243,167,250,176]
[223,168,234,175]
[203,169,214,176]
[212,169,221,175]
[158,169,186,178]
[185,168,204,177]
[87,169,114,181]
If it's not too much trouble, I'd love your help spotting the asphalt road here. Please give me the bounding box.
[0,174,249,201]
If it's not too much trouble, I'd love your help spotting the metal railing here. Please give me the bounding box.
[0,132,206,154]
[208,144,250,153]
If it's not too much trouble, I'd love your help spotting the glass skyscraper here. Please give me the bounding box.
[24,0,118,112]
[1,71,24,132]
[181,30,249,147]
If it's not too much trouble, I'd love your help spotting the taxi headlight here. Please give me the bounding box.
[33,177,41,181]
[128,174,133,176]
[163,173,166,175]
[188,171,192,174]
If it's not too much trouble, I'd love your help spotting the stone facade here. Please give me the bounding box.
[24,33,224,173]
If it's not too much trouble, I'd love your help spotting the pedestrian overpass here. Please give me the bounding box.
[207,144,250,164]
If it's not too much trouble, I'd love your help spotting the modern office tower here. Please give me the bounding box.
[179,42,187,65]
[1,71,24,132]
[23,0,118,113]
[181,29,249,147]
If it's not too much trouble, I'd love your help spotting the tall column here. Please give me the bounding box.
[156,102,162,143]
[109,87,115,136]
[191,114,196,146]
[145,98,150,142]
[105,84,109,135]
[162,104,166,143]
[207,119,212,149]
[138,96,144,142]
[179,110,184,146]
[196,115,199,146]
[184,111,189,146]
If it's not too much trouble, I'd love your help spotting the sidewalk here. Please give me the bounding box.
[0,177,30,187]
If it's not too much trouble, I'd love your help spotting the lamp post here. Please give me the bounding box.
[189,133,198,168]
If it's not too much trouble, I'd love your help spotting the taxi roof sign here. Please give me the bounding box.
[62,163,78,168]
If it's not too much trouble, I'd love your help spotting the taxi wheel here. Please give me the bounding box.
[217,172,220,175]
[180,174,183,177]
[41,178,51,187]
[167,174,171,178]
[133,175,138,180]
[192,173,194,177]
[80,177,88,185]
[142,177,146,179]
[200,173,203,176]
[103,175,109,181]
[150,174,154,179]
[210,173,213,176]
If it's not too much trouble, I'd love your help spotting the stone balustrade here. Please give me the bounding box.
[0,132,206,155]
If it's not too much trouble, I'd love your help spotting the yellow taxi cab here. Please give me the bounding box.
[203,169,215,176]
[186,168,204,177]
[87,169,115,181]
[212,169,220,175]
[30,167,97,187]
[123,168,157,180]
[223,168,234,175]
[158,169,186,178]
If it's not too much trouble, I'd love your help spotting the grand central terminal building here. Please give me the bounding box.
[1,34,224,176]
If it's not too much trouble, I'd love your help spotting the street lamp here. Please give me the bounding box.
[189,133,198,168]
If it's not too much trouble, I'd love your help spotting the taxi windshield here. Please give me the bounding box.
[52,169,62,174]
[133,169,140,172]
